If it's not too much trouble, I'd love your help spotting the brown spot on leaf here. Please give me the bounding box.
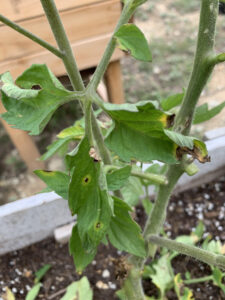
[176,146,210,163]
[167,114,175,128]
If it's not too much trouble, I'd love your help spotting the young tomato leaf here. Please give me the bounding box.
[34,170,69,200]
[107,197,146,258]
[69,225,96,273]
[106,165,131,190]
[61,277,93,300]
[114,24,152,61]
[160,92,184,111]
[121,175,143,206]
[0,65,73,135]
[193,101,225,124]
[68,137,113,252]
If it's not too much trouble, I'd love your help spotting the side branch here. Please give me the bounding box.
[0,14,63,58]
[149,235,225,269]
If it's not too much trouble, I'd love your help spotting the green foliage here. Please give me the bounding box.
[114,24,152,61]
[61,277,93,300]
[107,197,146,257]
[34,170,69,199]
[193,102,225,124]
[25,284,41,300]
[106,165,131,191]
[34,264,51,284]
[68,137,113,252]
[0,65,73,135]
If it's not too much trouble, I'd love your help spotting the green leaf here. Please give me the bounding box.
[0,65,73,135]
[104,101,178,164]
[57,122,85,139]
[61,277,93,300]
[69,225,96,273]
[68,137,113,251]
[142,198,153,215]
[40,137,71,161]
[193,102,225,124]
[121,175,144,206]
[107,197,146,258]
[25,283,41,300]
[160,93,184,111]
[106,165,131,191]
[202,240,222,254]
[192,221,204,240]
[34,264,51,284]
[114,24,152,61]
[150,255,174,297]
[34,170,69,200]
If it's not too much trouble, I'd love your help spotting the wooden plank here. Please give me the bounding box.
[0,34,124,78]
[0,0,121,62]
[105,60,124,103]
[0,0,111,23]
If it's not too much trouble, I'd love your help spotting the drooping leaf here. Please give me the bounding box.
[61,277,93,300]
[160,92,184,111]
[68,137,113,252]
[34,170,69,200]
[193,102,225,124]
[106,165,131,191]
[103,101,177,164]
[107,197,146,258]
[69,225,96,273]
[25,283,41,300]
[164,129,210,163]
[114,24,152,61]
[0,65,73,135]
[34,264,51,284]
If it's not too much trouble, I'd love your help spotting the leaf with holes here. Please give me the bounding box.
[68,137,113,252]
[0,64,73,135]
[114,24,152,61]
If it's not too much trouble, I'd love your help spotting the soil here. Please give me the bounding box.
[0,175,225,300]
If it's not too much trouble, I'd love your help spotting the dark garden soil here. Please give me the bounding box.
[0,175,225,299]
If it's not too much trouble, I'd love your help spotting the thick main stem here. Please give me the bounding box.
[122,0,219,298]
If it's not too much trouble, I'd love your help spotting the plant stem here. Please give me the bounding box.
[0,14,63,58]
[40,0,84,91]
[184,275,213,285]
[88,1,135,92]
[40,0,111,164]
[174,0,219,135]
[149,235,225,269]
[122,0,220,297]
[104,165,168,185]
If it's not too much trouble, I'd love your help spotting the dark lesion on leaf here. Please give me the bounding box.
[166,114,175,128]
[176,146,211,163]
[82,174,91,185]
[95,222,101,229]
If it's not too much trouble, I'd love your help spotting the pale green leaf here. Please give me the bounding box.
[160,92,184,111]
[193,102,225,124]
[0,65,73,135]
[40,137,71,161]
[121,175,144,206]
[34,170,69,200]
[25,283,41,300]
[115,24,152,61]
[61,277,93,300]
[107,197,146,258]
